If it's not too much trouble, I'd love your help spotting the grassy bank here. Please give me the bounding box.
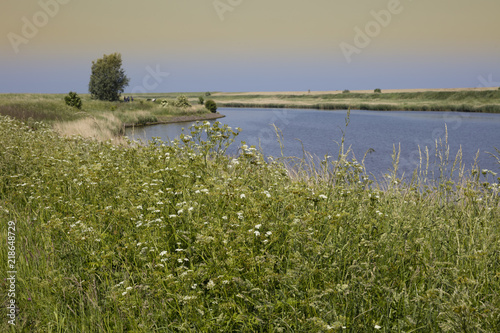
[210,89,500,113]
[1,115,499,332]
[0,94,219,142]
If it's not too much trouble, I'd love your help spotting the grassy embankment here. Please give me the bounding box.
[0,93,221,142]
[211,88,500,113]
[1,112,499,331]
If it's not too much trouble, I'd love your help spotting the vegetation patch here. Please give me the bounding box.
[0,114,499,331]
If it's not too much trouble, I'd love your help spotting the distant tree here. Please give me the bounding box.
[198,96,205,105]
[374,88,382,93]
[205,99,217,113]
[175,95,191,108]
[205,92,211,97]
[88,53,130,101]
[64,91,82,109]
[342,89,350,94]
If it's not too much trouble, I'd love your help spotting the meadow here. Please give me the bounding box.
[211,88,500,113]
[0,94,218,142]
[1,110,499,331]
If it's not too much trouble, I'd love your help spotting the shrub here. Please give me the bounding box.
[64,91,82,109]
[198,96,205,105]
[205,92,211,96]
[136,115,158,125]
[374,88,382,93]
[342,89,350,94]
[161,100,169,108]
[205,99,217,113]
[175,95,191,108]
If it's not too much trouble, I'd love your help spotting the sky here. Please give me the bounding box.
[1,0,499,93]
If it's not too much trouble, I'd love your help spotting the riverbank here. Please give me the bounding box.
[0,93,220,142]
[210,87,500,113]
[123,112,224,128]
[1,115,499,331]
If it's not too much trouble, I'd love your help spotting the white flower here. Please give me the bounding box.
[136,205,143,210]
[319,194,327,199]
[207,280,215,289]
[254,230,261,236]
[374,325,382,330]
[177,209,183,215]
[160,251,168,256]
[265,231,272,237]
[240,194,246,199]
[122,292,127,296]
[222,216,228,220]
[126,287,133,291]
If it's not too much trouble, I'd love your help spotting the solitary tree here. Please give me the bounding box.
[88,53,130,101]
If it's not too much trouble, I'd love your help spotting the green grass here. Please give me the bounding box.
[213,90,500,113]
[1,115,499,332]
[0,94,214,140]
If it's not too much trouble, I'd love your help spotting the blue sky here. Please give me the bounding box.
[1,0,499,93]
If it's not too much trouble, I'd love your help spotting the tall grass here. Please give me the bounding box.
[216,90,500,113]
[0,94,214,142]
[0,115,499,332]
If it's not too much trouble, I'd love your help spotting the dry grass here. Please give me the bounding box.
[53,113,127,144]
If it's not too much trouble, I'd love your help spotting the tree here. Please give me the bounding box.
[88,53,130,101]
[374,88,382,93]
[205,100,217,113]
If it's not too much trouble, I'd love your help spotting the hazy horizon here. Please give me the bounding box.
[2,0,499,94]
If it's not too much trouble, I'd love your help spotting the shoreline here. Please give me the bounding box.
[123,112,225,128]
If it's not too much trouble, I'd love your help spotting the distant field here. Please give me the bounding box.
[207,87,500,113]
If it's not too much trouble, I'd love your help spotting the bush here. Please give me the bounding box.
[136,115,158,125]
[161,100,169,108]
[374,88,382,93]
[205,99,217,113]
[64,91,82,109]
[175,95,191,108]
[342,89,350,94]
[205,92,211,96]
[198,96,205,105]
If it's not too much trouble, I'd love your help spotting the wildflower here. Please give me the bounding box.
[160,251,168,256]
[240,194,246,199]
[254,230,261,236]
[191,284,197,289]
[319,194,327,199]
[255,224,262,229]
[207,280,215,289]
[126,287,133,291]
[222,216,228,220]
[374,325,382,330]
[136,205,143,210]
[122,292,127,296]
[265,231,272,237]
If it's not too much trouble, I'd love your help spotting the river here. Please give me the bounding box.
[125,108,500,178]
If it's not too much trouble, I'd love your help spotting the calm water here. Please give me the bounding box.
[126,108,500,177]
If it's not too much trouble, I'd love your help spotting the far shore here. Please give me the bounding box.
[208,87,500,113]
